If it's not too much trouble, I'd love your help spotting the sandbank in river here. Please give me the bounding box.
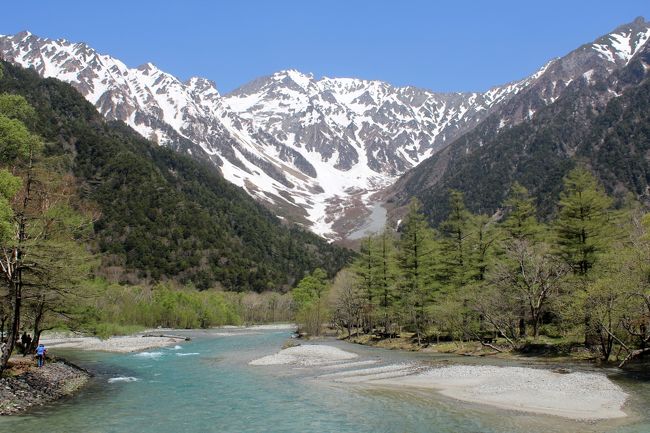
[249,344,628,421]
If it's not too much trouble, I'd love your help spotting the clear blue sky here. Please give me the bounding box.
[1,1,649,94]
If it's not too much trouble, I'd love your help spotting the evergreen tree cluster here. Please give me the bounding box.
[335,169,650,365]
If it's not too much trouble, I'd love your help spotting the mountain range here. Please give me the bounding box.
[1,17,649,238]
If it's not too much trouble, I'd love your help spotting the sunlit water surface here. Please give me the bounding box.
[1,328,649,433]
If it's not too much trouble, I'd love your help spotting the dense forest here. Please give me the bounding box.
[295,170,650,367]
[0,61,353,292]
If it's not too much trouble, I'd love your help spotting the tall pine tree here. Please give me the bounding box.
[502,182,541,242]
[554,166,613,347]
[555,167,613,276]
[439,190,473,288]
[397,199,437,345]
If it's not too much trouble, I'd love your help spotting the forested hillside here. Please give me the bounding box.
[391,38,650,225]
[311,171,650,367]
[0,61,353,291]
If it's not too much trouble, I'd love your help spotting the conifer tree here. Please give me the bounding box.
[352,235,381,332]
[502,182,541,242]
[555,167,613,275]
[469,214,499,282]
[554,166,613,347]
[397,198,437,345]
[376,228,397,335]
[439,190,472,288]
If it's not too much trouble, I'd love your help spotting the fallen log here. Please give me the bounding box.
[142,334,191,341]
[618,347,650,368]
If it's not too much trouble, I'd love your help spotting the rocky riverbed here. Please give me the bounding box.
[0,356,90,415]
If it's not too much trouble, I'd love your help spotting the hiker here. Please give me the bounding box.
[20,332,28,354]
[25,334,32,355]
[36,343,47,367]
[21,332,32,356]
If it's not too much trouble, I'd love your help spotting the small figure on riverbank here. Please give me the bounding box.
[36,343,47,367]
[21,332,32,356]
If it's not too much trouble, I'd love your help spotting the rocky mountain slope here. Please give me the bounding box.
[389,17,650,224]
[0,61,352,290]
[1,18,648,238]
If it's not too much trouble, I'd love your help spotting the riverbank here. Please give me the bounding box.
[250,343,629,420]
[40,324,294,353]
[344,332,597,361]
[0,356,90,415]
[40,332,184,353]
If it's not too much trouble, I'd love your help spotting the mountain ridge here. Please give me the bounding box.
[1,18,648,238]
[388,21,650,225]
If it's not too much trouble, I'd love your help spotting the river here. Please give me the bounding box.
[1,327,649,433]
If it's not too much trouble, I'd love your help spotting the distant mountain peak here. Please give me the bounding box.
[591,17,650,65]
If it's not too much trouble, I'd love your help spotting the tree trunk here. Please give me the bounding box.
[30,297,46,352]
[518,315,526,339]
[31,329,43,353]
[532,314,540,340]
[599,332,613,362]
[0,314,6,340]
[0,281,20,377]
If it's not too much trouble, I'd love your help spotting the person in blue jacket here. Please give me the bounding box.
[36,343,47,367]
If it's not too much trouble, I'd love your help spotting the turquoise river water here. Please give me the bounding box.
[1,327,649,433]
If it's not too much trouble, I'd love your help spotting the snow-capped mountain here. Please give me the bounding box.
[389,18,650,227]
[1,17,648,239]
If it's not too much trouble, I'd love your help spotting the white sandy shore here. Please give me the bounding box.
[250,344,358,366]
[250,344,628,420]
[39,324,295,353]
[367,365,629,420]
[41,334,182,353]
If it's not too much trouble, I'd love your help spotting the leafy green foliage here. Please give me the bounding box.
[337,170,650,362]
[291,268,329,335]
[0,169,21,241]
[397,199,438,344]
[78,279,242,332]
[438,191,474,287]
[0,94,37,125]
[292,268,327,310]
[502,182,542,242]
